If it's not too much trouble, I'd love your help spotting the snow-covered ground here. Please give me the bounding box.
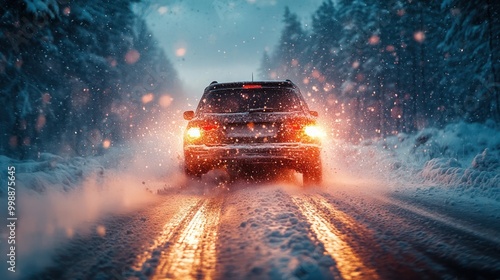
[326,121,500,201]
[1,121,499,278]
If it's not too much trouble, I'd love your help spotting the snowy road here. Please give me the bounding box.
[29,178,500,280]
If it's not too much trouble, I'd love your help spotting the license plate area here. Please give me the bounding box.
[226,123,277,138]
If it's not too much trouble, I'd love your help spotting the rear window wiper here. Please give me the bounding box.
[248,107,278,113]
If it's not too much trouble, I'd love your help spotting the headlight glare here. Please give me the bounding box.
[304,125,324,138]
[186,127,202,139]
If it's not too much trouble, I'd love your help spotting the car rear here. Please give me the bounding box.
[183,81,322,185]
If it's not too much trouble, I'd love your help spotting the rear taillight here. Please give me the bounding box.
[186,123,219,140]
[285,122,324,140]
[186,127,202,139]
[201,124,218,131]
[304,125,324,138]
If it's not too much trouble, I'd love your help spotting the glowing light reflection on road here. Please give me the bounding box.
[132,199,202,271]
[154,200,221,280]
[292,195,379,280]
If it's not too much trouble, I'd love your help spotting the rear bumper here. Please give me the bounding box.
[184,143,320,171]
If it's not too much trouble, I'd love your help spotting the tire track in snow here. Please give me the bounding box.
[375,194,500,245]
[317,190,453,277]
[291,194,380,279]
[151,198,222,280]
[132,198,205,272]
[371,194,500,277]
[318,190,500,278]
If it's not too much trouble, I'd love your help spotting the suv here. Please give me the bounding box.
[182,80,322,185]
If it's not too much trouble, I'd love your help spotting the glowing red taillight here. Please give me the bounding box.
[242,84,262,89]
[186,123,218,140]
[285,121,324,139]
[201,124,218,131]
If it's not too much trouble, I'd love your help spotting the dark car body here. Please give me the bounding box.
[182,80,322,185]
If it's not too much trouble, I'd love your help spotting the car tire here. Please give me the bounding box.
[303,159,322,186]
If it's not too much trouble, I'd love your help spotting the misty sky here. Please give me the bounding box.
[144,0,324,97]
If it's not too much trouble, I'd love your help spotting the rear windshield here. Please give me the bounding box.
[198,88,303,113]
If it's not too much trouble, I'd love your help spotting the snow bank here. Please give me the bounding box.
[325,121,500,200]
[0,153,103,195]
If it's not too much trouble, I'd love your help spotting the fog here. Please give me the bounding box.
[144,0,324,96]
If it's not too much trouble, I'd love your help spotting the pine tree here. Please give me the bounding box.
[273,7,307,81]
[259,0,499,141]
[310,0,341,83]
[336,0,381,139]
[440,0,500,122]
[0,0,181,158]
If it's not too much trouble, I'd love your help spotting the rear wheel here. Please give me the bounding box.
[303,158,322,186]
